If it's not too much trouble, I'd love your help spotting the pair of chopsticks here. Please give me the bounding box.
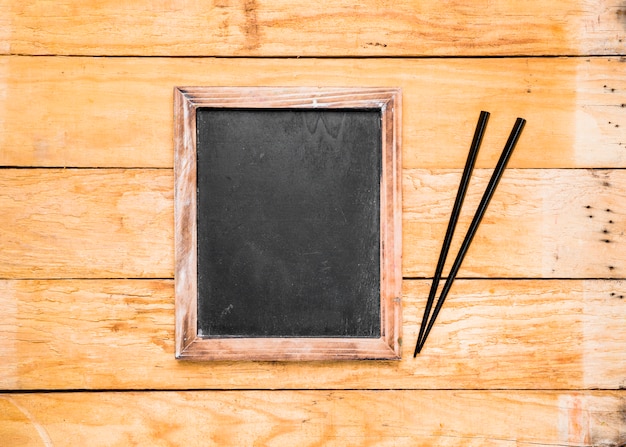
[414,111,526,355]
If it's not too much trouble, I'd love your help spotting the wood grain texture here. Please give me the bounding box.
[1,0,624,442]
[2,168,624,279]
[404,168,626,278]
[0,169,173,279]
[1,279,624,390]
[1,56,625,169]
[1,391,624,446]
[173,87,198,360]
[2,0,625,56]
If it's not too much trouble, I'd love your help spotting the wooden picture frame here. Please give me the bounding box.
[174,87,402,361]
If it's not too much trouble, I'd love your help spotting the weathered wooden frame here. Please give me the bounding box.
[174,87,402,361]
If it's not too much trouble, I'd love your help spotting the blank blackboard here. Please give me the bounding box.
[174,87,402,361]
[196,109,381,337]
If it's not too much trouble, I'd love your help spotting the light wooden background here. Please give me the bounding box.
[1,1,625,445]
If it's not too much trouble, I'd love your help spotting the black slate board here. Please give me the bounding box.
[196,108,381,338]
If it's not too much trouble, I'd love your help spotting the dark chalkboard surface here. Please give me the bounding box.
[196,109,382,338]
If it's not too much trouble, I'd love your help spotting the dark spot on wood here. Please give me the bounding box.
[611,292,616,295]
[589,215,594,218]
[619,398,626,425]
[603,239,611,243]
[609,266,615,270]
[609,220,614,224]
[606,208,612,212]
[110,322,128,333]
[616,124,620,128]
[151,336,169,351]
[585,205,592,209]
[603,182,611,187]
[603,229,609,234]
[242,0,261,50]
[526,89,531,93]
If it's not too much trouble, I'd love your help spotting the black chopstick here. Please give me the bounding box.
[413,111,490,357]
[416,117,526,354]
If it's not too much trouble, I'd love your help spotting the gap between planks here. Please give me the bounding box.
[2,388,623,394]
[4,54,626,59]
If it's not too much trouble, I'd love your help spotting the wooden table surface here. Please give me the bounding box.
[1,1,625,445]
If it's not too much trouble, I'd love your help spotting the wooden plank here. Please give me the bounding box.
[2,0,624,56]
[1,391,624,446]
[1,279,624,390]
[2,168,625,279]
[1,56,625,169]
[0,169,173,279]
[404,168,626,278]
